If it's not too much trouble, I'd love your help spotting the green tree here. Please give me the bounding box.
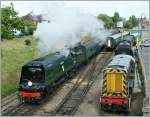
[97,14,114,29]
[24,20,37,35]
[22,13,37,35]
[1,6,25,39]
[112,12,120,23]
[112,12,124,27]
[97,12,138,30]
[124,20,133,29]
[124,15,138,29]
[129,15,138,27]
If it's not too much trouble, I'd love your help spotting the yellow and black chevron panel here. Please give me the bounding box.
[102,68,128,97]
[122,79,128,97]
[102,84,107,95]
[104,68,126,74]
[102,70,108,96]
[122,74,128,96]
[103,92,126,97]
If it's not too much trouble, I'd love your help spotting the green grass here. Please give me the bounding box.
[1,36,42,98]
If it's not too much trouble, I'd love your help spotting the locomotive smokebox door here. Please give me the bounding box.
[60,61,65,72]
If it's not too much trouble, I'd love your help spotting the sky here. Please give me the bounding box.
[1,1,149,19]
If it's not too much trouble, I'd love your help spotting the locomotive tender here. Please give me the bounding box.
[19,39,105,102]
[114,35,136,57]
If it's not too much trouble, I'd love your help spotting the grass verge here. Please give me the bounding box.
[1,36,41,98]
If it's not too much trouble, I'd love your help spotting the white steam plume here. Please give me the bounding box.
[34,3,109,54]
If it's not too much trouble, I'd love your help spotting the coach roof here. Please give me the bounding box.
[107,31,129,39]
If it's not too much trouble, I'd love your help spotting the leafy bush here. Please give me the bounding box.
[27,25,37,35]
[25,39,31,45]
[22,13,37,35]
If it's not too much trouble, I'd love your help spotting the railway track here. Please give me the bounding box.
[1,92,20,115]
[1,92,18,105]
[50,51,112,116]
[1,92,35,116]
[1,57,91,116]
[2,97,40,116]
[1,51,112,116]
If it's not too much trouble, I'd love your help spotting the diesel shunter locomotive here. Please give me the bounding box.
[100,54,135,112]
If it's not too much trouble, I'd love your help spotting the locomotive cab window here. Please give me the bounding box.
[70,47,83,55]
[21,67,44,83]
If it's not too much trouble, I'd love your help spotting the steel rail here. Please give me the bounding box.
[51,51,112,116]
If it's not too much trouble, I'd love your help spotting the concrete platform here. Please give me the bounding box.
[138,31,150,116]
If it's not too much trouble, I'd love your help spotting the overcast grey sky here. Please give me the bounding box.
[1,1,149,19]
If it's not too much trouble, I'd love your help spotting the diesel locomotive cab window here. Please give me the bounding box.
[21,67,44,83]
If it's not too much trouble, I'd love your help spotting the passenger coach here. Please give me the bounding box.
[106,31,129,51]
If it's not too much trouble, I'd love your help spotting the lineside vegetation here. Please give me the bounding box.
[1,36,40,97]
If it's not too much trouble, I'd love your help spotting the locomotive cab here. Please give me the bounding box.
[70,46,83,56]
[69,45,86,65]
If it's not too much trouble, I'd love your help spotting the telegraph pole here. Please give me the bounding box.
[117,20,124,40]
[10,2,14,10]
[149,0,150,20]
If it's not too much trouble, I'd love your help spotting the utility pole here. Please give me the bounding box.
[140,13,146,42]
[10,2,14,10]
[149,0,150,20]
[149,0,150,31]
[117,20,124,40]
